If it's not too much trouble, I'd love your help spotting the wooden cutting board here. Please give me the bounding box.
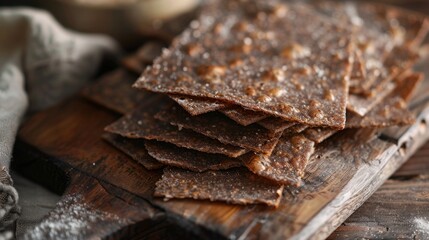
[12,67,429,239]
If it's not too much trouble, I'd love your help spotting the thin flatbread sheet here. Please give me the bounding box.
[122,41,165,74]
[105,101,247,158]
[342,73,419,129]
[391,72,423,102]
[303,128,337,144]
[169,95,229,115]
[284,124,309,135]
[349,51,366,93]
[155,104,282,155]
[346,97,415,128]
[155,167,284,207]
[145,141,242,172]
[302,89,418,141]
[219,107,268,126]
[330,79,418,130]
[363,46,419,97]
[102,133,163,170]
[170,95,294,131]
[175,96,293,131]
[347,83,395,116]
[314,1,428,96]
[81,69,156,114]
[386,3,429,48]
[169,52,404,122]
[135,1,353,128]
[314,1,394,94]
[240,135,315,186]
[257,117,295,133]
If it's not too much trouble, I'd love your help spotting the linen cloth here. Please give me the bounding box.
[0,7,118,236]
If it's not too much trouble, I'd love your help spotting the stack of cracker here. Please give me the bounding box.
[83,0,428,207]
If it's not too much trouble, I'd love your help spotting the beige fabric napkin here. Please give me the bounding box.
[0,7,118,236]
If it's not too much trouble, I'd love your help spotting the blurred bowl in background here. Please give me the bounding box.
[34,0,201,49]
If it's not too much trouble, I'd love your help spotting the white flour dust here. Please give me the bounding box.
[414,217,429,238]
[23,194,126,240]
